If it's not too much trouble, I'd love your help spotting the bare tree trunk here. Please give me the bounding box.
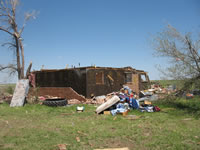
[14,35,21,79]
[12,2,24,79]
[19,39,24,79]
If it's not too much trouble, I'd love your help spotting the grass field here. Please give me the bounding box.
[0,96,200,150]
[151,80,185,89]
[0,84,15,95]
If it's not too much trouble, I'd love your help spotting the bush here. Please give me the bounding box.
[182,77,200,91]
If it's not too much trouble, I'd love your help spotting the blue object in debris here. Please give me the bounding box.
[143,106,154,112]
[129,98,140,109]
[123,86,132,95]
[111,103,127,116]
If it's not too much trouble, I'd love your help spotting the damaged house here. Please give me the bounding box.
[29,66,150,99]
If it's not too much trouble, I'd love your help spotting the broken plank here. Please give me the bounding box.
[103,111,111,115]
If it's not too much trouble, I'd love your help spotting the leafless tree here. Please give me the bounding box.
[0,0,36,79]
[152,24,200,80]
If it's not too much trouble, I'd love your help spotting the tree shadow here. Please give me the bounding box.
[157,95,200,118]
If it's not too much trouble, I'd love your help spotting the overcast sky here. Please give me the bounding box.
[0,0,200,83]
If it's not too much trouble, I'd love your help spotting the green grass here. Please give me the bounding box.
[151,80,185,89]
[0,97,200,150]
[0,84,15,95]
[152,79,200,91]
[155,96,200,118]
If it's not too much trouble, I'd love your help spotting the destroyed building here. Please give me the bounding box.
[30,66,150,98]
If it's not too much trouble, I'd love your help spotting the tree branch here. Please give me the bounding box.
[1,42,16,48]
[185,36,200,72]
[19,11,37,36]
[153,24,200,79]
[0,64,17,72]
[0,26,13,35]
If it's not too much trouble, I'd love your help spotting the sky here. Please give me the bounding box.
[0,0,200,83]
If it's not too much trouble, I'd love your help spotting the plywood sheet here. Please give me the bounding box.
[10,79,29,107]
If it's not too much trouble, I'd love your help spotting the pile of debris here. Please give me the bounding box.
[29,95,84,105]
[83,94,115,105]
[94,82,200,116]
[0,93,12,104]
[68,99,83,105]
[95,86,161,116]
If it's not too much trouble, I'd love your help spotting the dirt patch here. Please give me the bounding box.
[0,143,15,149]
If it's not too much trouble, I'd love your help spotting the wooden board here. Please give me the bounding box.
[104,111,111,115]
[144,100,152,105]
[10,79,29,107]
[119,110,129,116]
